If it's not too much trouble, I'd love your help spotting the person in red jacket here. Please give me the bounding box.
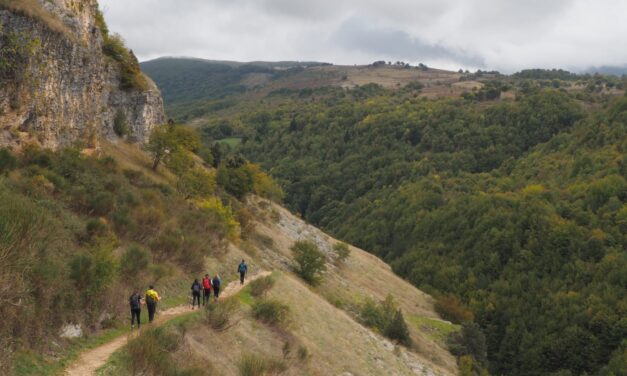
[202,274,212,306]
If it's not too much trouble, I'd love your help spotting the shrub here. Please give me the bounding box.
[446,322,488,368]
[102,33,148,91]
[333,242,350,265]
[247,163,284,202]
[126,326,181,376]
[119,245,151,277]
[290,240,326,285]
[85,218,108,239]
[0,148,16,174]
[384,309,411,346]
[297,346,309,361]
[435,294,474,324]
[205,296,240,331]
[252,299,290,326]
[195,198,240,241]
[69,247,116,306]
[237,353,286,376]
[177,168,215,199]
[113,110,129,137]
[359,295,411,346]
[88,190,115,216]
[249,275,275,297]
[217,164,254,199]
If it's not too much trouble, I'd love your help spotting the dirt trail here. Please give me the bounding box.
[64,271,272,376]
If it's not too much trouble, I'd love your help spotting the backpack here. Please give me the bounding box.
[129,294,141,309]
[238,263,247,273]
[202,278,211,289]
[212,277,221,288]
[192,283,201,293]
[145,289,159,303]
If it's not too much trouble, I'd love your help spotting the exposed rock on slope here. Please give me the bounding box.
[0,0,165,148]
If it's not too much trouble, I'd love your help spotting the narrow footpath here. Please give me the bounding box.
[64,271,272,376]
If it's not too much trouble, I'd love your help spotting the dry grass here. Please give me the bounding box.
[100,140,176,185]
[247,199,458,374]
[0,0,70,36]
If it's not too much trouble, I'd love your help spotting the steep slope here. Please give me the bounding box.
[0,0,165,148]
[95,189,457,376]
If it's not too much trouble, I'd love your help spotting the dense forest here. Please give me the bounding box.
[178,74,627,375]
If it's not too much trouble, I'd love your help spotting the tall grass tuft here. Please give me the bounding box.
[252,299,290,326]
[237,353,286,376]
[249,275,275,297]
[205,296,240,331]
[0,0,69,35]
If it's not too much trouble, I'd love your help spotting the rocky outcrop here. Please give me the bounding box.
[0,0,165,148]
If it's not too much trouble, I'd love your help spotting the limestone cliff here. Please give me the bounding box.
[0,0,165,148]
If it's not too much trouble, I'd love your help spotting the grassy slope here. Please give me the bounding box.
[86,144,456,375]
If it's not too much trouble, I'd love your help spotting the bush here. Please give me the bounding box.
[384,309,411,346]
[249,275,275,297]
[217,164,254,199]
[290,240,326,285]
[177,168,215,199]
[359,295,411,346]
[435,294,474,324]
[113,110,129,137]
[333,242,350,265]
[252,299,290,326]
[85,218,108,239]
[446,322,488,368]
[237,353,286,376]
[297,346,309,361]
[126,326,181,376]
[0,148,16,174]
[195,198,240,241]
[88,190,115,216]
[119,245,151,277]
[205,296,240,331]
[102,33,148,91]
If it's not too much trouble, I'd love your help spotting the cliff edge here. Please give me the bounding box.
[0,0,165,148]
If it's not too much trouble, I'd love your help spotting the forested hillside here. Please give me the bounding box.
[159,70,627,375]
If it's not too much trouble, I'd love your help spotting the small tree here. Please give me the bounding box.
[291,240,326,285]
[145,124,201,171]
[216,164,254,199]
[384,309,411,346]
[176,168,215,199]
[333,242,350,265]
[113,110,129,137]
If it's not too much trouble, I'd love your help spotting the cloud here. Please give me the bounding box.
[333,17,484,68]
[99,0,627,73]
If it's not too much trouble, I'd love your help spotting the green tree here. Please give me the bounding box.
[290,240,326,285]
[145,124,200,171]
[216,164,254,199]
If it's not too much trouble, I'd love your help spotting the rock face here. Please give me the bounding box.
[0,0,165,148]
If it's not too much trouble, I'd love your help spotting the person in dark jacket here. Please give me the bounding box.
[238,259,248,285]
[129,290,143,329]
[202,274,212,306]
[212,274,221,302]
[191,279,202,309]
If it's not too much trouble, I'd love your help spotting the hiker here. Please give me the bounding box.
[191,278,202,309]
[145,285,161,323]
[237,259,248,285]
[202,274,212,306]
[129,290,143,329]
[212,274,221,302]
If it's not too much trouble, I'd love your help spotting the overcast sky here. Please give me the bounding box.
[99,0,627,73]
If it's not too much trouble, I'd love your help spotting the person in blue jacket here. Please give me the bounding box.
[237,259,248,285]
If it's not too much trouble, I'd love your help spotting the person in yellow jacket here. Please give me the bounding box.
[145,285,161,323]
